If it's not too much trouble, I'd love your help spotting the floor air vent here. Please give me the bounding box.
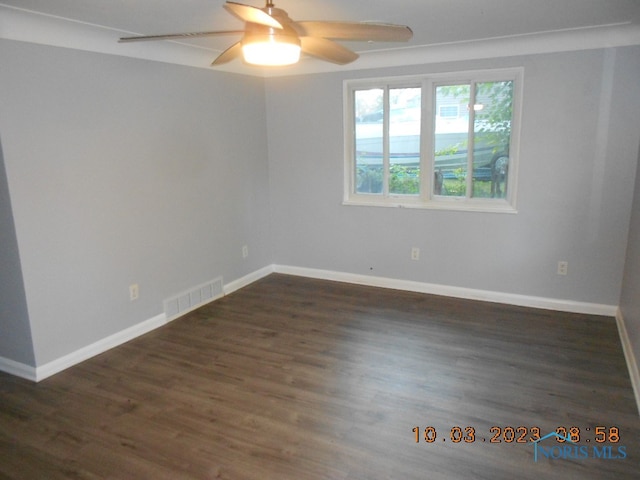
[164,277,224,322]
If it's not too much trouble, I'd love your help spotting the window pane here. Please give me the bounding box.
[472,81,513,198]
[389,87,421,195]
[434,85,469,197]
[355,89,383,194]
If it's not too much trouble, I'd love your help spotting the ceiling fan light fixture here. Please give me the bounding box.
[241,33,301,66]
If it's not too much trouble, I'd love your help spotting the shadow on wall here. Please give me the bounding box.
[0,135,36,367]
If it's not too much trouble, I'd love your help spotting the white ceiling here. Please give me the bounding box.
[1,0,640,76]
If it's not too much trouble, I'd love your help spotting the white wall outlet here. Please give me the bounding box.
[129,284,139,301]
[411,247,420,261]
[557,261,568,276]
[242,245,249,259]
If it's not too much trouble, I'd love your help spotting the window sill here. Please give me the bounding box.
[342,197,518,214]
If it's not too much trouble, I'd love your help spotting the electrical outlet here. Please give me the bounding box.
[411,247,420,261]
[557,261,568,276]
[129,284,139,301]
[242,245,249,259]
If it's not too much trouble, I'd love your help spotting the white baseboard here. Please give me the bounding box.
[224,265,274,295]
[615,308,640,416]
[0,356,37,382]
[276,265,639,415]
[1,264,626,386]
[274,265,618,316]
[33,313,167,382]
[0,266,276,382]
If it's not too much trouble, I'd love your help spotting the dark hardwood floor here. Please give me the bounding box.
[1,274,638,479]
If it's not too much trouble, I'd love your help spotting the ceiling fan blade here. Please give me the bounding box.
[300,37,359,65]
[295,21,413,42]
[119,30,244,42]
[224,1,283,29]
[212,42,243,65]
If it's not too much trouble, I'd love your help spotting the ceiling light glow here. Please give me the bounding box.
[242,34,301,66]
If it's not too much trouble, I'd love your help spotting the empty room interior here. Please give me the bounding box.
[1,0,640,478]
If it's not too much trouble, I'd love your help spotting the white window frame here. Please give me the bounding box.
[343,67,523,213]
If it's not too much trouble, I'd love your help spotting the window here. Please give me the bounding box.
[344,68,522,212]
[438,105,460,119]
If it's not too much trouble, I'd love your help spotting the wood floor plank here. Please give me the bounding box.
[1,274,638,478]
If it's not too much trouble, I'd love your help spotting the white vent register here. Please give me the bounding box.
[163,277,224,322]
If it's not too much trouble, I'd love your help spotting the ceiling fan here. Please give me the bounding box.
[119,0,413,67]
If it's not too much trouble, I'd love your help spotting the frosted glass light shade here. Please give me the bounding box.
[242,34,301,66]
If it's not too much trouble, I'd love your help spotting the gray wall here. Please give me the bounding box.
[620,138,640,373]
[0,40,273,366]
[0,137,35,366]
[616,44,640,374]
[266,47,640,306]
[2,38,639,372]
